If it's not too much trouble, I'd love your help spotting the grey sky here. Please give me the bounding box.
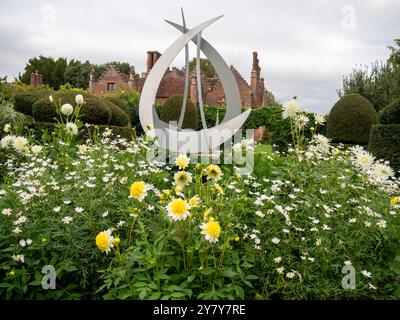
[0,0,399,114]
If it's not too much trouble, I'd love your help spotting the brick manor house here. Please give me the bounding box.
[88,51,266,108]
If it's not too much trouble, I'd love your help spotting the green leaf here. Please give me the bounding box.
[221,268,238,277]
[148,292,161,300]
[201,267,214,275]
[138,290,147,300]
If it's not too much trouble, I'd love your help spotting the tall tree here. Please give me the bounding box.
[338,39,400,111]
[19,56,67,90]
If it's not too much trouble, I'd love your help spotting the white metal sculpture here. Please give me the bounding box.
[139,10,251,153]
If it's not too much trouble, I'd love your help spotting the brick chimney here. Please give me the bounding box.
[30,70,43,87]
[89,68,96,94]
[250,52,259,92]
[129,66,136,90]
[146,51,154,72]
[153,51,161,65]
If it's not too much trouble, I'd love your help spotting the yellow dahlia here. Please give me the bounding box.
[96,229,114,254]
[130,181,148,202]
[200,217,221,244]
[174,171,192,188]
[175,154,190,170]
[189,195,200,207]
[166,198,190,221]
[205,164,222,181]
[390,196,399,206]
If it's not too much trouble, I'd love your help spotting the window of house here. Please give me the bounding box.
[107,83,116,91]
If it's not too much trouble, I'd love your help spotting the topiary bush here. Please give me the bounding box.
[32,91,113,125]
[105,96,130,115]
[14,89,53,116]
[326,93,378,144]
[30,91,129,127]
[103,99,130,127]
[369,124,400,174]
[161,94,198,130]
[378,98,400,124]
[369,98,400,174]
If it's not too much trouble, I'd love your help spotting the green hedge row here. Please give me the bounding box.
[30,122,135,141]
[369,124,400,173]
[14,89,54,116]
[18,90,131,127]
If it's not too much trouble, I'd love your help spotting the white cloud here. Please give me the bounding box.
[0,0,399,114]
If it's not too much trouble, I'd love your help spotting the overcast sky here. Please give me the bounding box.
[0,0,399,114]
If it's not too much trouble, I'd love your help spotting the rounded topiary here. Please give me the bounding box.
[160,94,198,130]
[369,124,400,174]
[32,91,111,125]
[14,90,53,116]
[102,99,130,127]
[105,96,130,115]
[378,98,400,124]
[326,93,378,144]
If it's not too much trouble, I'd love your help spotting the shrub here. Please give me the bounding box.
[161,94,198,130]
[378,98,400,124]
[14,89,53,116]
[202,105,325,150]
[103,99,131,127]
[30,122,135,141]
[32,91,112,125]
[105,96,130,115]
[0,101,34,135]
[326,93,378,144]
[369,124,400,174]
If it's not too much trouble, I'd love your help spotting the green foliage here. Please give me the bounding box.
[327,94,378,144]
[0,101,33,135]
[105,96,129,115]
[117,89,142,133]
[59,83,87,93]
[1,130,399,299]
[338,40,400,112]
[203,105,324,150]
[32,91,111,125]
[30,122,135,141]
[161,94,198,130]
[14,89,54,116]
[19,56,68,90]
[379,98,400,124]
[369,124,400,173]
[103,99,131,127]
[19,56,134,90]
[188,58,215,78]
[63,60,93,89]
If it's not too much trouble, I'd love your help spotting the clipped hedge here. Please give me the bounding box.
[32,91,111,125]
[31,91,129,127]
[14,89,53,116]
[103,99,131,127]
[202,105,325,149]
[378,98,400,124]
[30,122,135,141]
[326,93,378,144]
[105,96,130,115]
[161,94,198,130]
[369,124,400,174]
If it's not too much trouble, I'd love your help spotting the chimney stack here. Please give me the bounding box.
[146,51,154,72]
[30,70,43,87]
